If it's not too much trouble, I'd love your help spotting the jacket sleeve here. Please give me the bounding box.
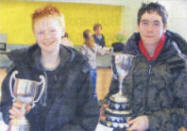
[60,70,100,131]
[148,71,187,131]
[0,66,16,125]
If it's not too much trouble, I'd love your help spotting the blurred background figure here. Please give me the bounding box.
[93,23,106,47]
[80,29,111,99]
[62,32,74,47]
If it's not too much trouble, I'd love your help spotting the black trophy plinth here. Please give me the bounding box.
[100,93,131,129]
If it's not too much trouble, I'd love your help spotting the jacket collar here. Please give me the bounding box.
[8,44,74,72]
[139,34,166,61]
[123,30,186,62]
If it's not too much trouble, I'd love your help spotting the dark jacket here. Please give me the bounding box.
[93,34,105,47]
[1,44,99,131]
[109,30,187,131]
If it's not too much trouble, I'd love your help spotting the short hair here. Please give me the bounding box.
[93,23,102,31]
[83,29,95,48]
[32,5,65,30]
[137,2,168,26]
[63,32,68,38]
[83,29,91,40]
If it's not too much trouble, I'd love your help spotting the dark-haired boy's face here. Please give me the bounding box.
[95,27,102,35]
[137,11,167,46]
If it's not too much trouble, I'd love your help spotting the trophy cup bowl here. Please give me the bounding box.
[100,53,134,130]
[8,70,46,131]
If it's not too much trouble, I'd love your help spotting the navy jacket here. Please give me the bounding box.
[93,34,105,47]
[1,44,99,131]
[109,30,187,131]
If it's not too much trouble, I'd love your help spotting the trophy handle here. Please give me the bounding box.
[32,75,46,108]
[9,70,18,102]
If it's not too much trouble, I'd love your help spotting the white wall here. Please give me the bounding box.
[121,0,150,38]
[156,0,187,41]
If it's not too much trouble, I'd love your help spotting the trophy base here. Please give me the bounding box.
[100,108,131,130]
[100,92,132,130]
[105,108,131,116]
[108,93,130,111]
[105,109,131,121]
[100,120,129,129]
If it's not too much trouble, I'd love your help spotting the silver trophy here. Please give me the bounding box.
[101,53,134,130]
[8,70,46,131]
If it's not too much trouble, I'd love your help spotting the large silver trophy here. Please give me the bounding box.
[100,53,134,130]
[8,70,46,131]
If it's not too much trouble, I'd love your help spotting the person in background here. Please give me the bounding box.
[93,23,106,47]
[80,29,111,99]
[100,2,187,131]
[62,32,74,47]
[1,5,99,131]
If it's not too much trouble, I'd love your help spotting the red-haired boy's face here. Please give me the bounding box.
[33,16,63,53]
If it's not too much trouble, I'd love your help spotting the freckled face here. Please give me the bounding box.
[34,16,63,53]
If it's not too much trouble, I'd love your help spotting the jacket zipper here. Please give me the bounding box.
[148,64,152,75]
[145,63,152,113]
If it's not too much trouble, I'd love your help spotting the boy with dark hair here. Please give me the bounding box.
[93,23,106,47]
[101,2,187,131]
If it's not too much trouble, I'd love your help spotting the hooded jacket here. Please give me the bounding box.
[1,44,99,131]
[109,30,187,131]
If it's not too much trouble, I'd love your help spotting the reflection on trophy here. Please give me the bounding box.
[100,53,134,130]
[8,70,46,131]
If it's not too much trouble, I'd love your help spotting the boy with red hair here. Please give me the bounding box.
[1,5,99,131]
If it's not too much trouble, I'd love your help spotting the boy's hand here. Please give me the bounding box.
[9,101,31,120]
[99,104,109,121]
[127,115,149,131]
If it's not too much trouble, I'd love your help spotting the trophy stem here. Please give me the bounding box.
[22,103,26,113]
[119,79,123,96]
[8,103,30,131]
[8,115,29,131]
[8,116,29,131]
